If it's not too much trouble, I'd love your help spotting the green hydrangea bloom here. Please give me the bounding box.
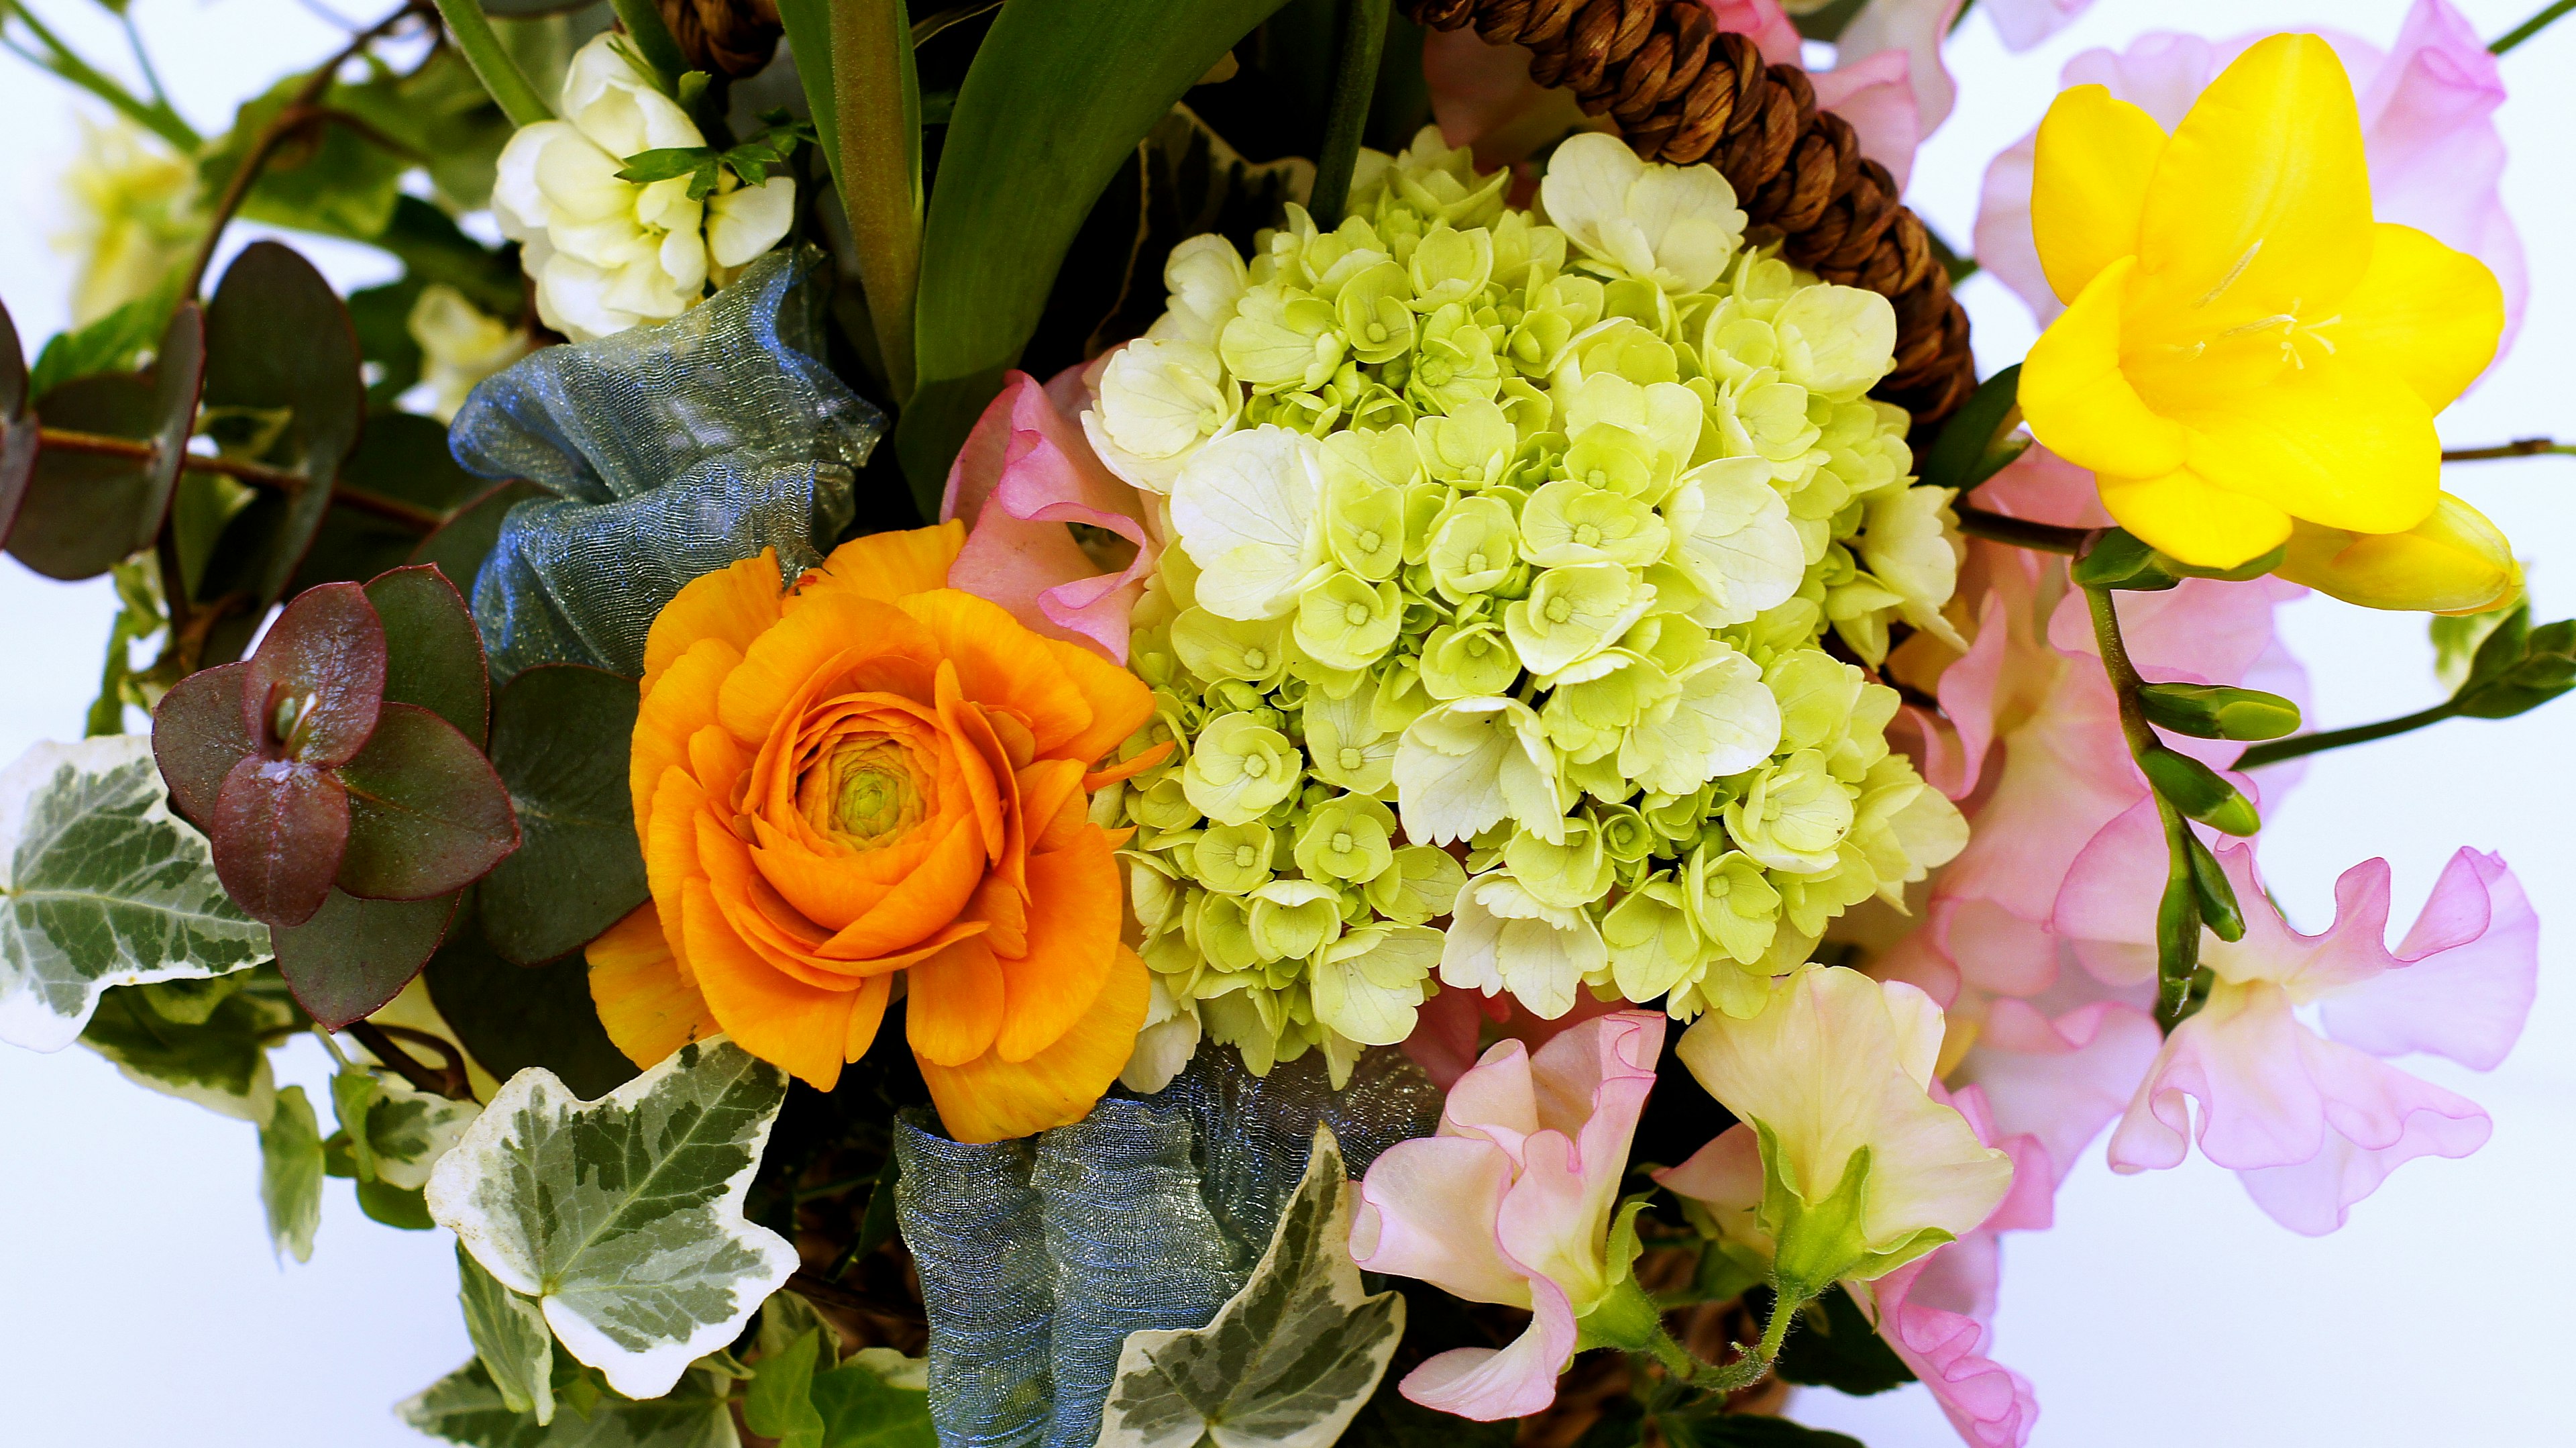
[1094,127,1971,1088]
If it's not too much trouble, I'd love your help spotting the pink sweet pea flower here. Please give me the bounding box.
[1977,0,2097,52]
[940,364,1163,662]
[1821,0,1964,188]
[1350,1010,1664,1420]
[2104,845,2537,1234]
[1974,1,2525,365]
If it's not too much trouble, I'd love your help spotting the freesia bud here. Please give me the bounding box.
[2276,493,2522,616]
[2136,682,2301,741]
[2139,747,2259,837]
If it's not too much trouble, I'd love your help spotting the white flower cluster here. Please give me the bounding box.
[492,34,795,341]
[1087,131,1969,1091]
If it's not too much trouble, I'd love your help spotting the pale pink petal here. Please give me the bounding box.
[1891,701,1972,803]
[1871,924,1962,1009]
[1938,1084,2055,1234]
[1525,1008,1662,1142]
[2049,796,2163,952]
[1351,1135,1532,1306]
[2319,849,2537,1070]
[1709,0,1803,65]
[2236,1100,2491,1236]
[2112,985,2320,1174]
[1811,50,1923,189]
[1972,446,2113,529]
[1854,1258,2040,1448]
[1654,1121,1762,1213]
[1980,0,2095,51]
[1422,25,1551,155]
[1440,1037,1544,1161]
[1397,1275,1582,1421]
[1935,899,2062,1000]
[1835,0,1964,137]
[1967,998,2163,1186]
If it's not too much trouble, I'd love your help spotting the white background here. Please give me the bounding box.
[1,0,2569,1441]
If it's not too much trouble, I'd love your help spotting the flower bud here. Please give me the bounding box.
[2139,747,2259,837]
[2135,682,2302,741]
[2275,493,2522,616]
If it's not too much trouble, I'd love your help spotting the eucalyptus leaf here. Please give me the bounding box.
[7,372,159,581]
[480,665,647,964]
[426,1037,800,1400]
[399,1357,742,1448]
[260,1082,326,1263]
[424,916,639,1098]
[900,0,1293,505]
[462,1242,559,1425]
[1093,1124,1402,1448]
[0,735,271,1051]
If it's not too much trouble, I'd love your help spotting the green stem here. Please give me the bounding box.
[2443,436,2575,462]
[2492,0,2576,54]
[2085,582,2202,1023]
[1955,505,2089,556]
[834,0,922,402]
[607,0,691,85]
[2233,700,2461,770]
[0,1,201,150]
[1307,0,1392,228]
[430,0,552,126]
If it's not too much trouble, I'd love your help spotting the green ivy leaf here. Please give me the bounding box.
[1654,1406,1865,1448]
[0,736,271,1051]
[260,1082,326,1263]
[743,1327,827,1448]
[808,1351,936,1448]
[78,969,299,1121]
[425,1037,800,1400]
[1094,1124,1403,1448]
[460,1243,558,1425]
[399,1357,739,1448]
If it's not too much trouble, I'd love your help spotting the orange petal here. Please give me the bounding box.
[906,934,1007,1067]
[919,945,1149,1144]
[900,590,1095,759]
[718,594,941,747]
[992,829,1121,1063]
[1041,636,1158,768]
[645,767,710,984]
[1017,759,1090,858]
[633,638,740,841]
[682,876,872,1090]
[642,551,783,699]
[1083,739,1174,792]
[934,661,1012,866]
[801,521,967,605]
[587,900,718,1069]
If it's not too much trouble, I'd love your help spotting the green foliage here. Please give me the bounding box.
[1093,1125,1403,1448]
[424,1039,800,1400]
[1770,1285,1915,1396]
[743,1327,829,1448]
[8,303,200,583]
[79,968,300,1122]
[461,1243,559,1424]
[615,111,818,199]
[411,481,548,594]
[1656,1408,1866,1448]
[400,1357,740,1448]
[899,0,1297,505]
[260,1083,326,1263]
[1917,365,2026,498]
[85,559,166,737]
[369,563,494,748]
[0,735,270,1053]
[293,418,498,593]
[2136,682,2302,741]
[478,666,649,966]
[2137,747,2259,837]
[271,888,463,1029]
[2448,601,2576,719]
[423,918,639,1099]
[2071,529,2286,593]
[26,278,183,399]
[1336,1377,1516,1448]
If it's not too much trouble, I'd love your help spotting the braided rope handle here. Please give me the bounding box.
[1405,0,1979,440]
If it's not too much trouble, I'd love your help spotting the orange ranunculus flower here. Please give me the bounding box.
[586,523,1167,1141]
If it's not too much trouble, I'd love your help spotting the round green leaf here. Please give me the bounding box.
[271,885,460,1029]
[368,563,492,749]
[424,919,638,1100]
[407,478,544,597]
[133,301,206,556]
[1,295,40,544]
[7,374,158,580]
[478,665,646,965]
[293,413,495,593]
[337,702,521,901]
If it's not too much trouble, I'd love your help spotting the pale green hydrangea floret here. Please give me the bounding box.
[1107,125,1970,1086]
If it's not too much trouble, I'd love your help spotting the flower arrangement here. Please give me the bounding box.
[0,1,2563,1445]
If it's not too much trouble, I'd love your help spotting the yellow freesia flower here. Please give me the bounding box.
[2018,34,2505,571]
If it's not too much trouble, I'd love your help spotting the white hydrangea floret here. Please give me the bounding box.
[1393,698,1567,847]
[1540,132,1748,295]
[1441,871,1609,1021]
[1666,457,1805,626]
[1169,425,1330,619]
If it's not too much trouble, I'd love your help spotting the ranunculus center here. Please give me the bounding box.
[800,737,925,850]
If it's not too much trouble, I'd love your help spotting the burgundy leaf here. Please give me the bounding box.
[335,702,521,901]
[244,580,386,766]
[272,887,459,1029]
[152,662,258,826]
[211,756,350,927]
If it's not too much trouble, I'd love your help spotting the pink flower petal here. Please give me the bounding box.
[1811,49,1923,189]
[1440,1037,1543,1161]
[1350,1134,1531,1306]
[1966,998,2164,1187]
[1708,0,1803,65]
[2235,1103,2491,1237]
[1980,0,2097,52]
[1654,1121,1762,1212]
[1854,1258,2040,1448]
[2323,849,2538,1070]
[1397,1274,1582,1420]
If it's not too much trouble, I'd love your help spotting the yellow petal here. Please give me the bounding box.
[2031,84,2167,305]
[2020,256,2187,479]
[2277,493,2522,615]
[2098,467,2292,569]
[2328,223,2504,411]
[641,552,782,700]
[2178,352,2439,537]
[917,945,1149,1143]
[2133,34,2372,333]
[587,900,719,1070]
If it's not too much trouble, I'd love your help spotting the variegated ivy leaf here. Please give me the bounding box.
[0,735,271,1051]
[79,972,297,1122]
[426,1037,800,1400]
[460,1243,557,1425]
[335,1066,481,1190]
[398,1357,741,1448]
[260,1084,325,1263]
[1095,1125,1404,1448]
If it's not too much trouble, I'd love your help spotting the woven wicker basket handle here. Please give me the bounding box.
[1405,0,1979,442]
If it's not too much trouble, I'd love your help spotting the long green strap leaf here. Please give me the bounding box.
[896,0,1294,510]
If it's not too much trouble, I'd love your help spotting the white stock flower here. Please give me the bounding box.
[1441,872,1609,1020]
[492,33,792,342]
[1540,132,1748,294]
